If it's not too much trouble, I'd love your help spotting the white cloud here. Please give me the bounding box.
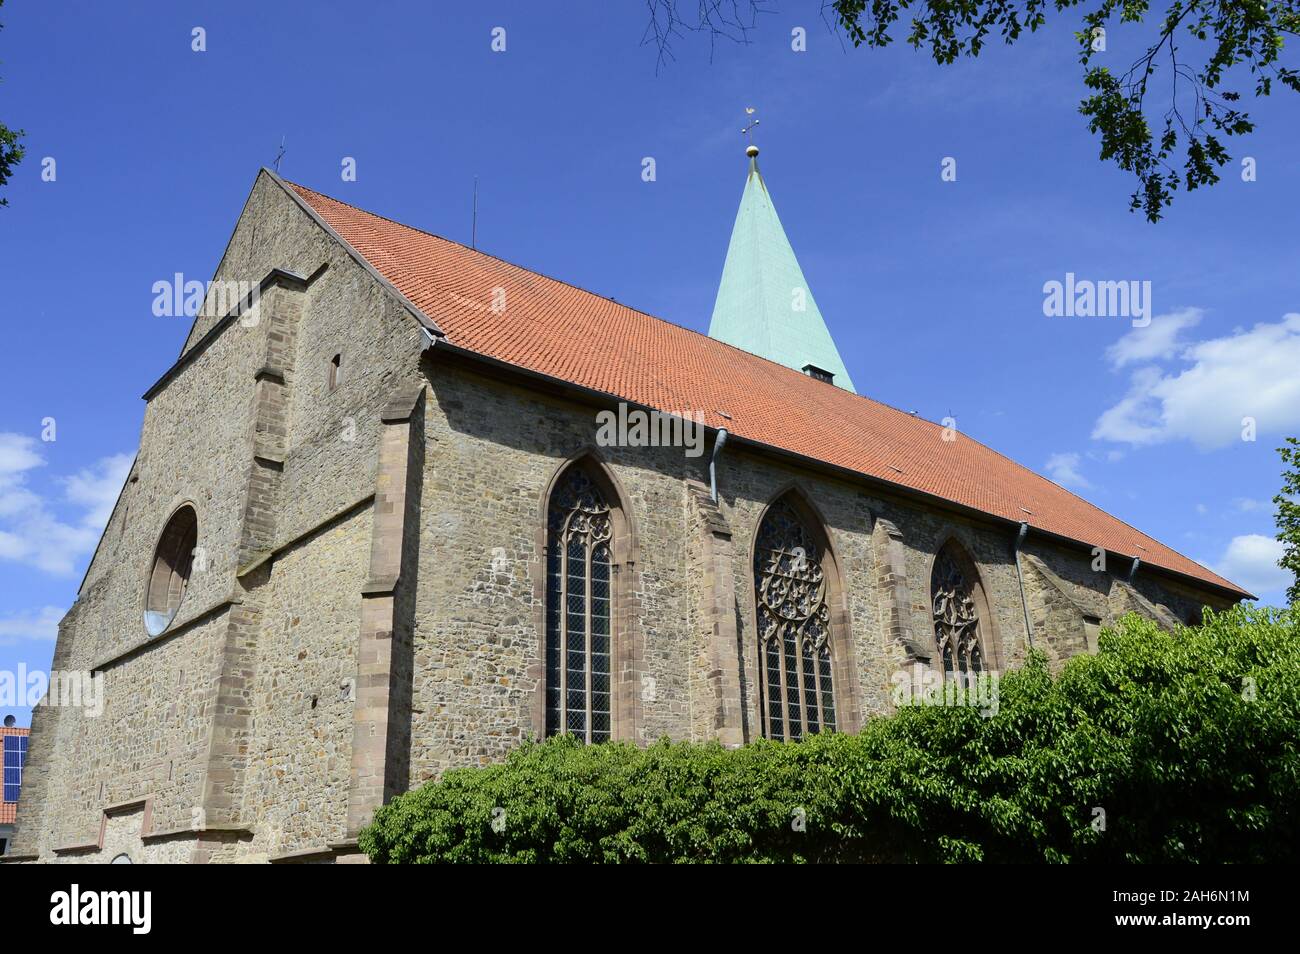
[63,454,133,531]
[1094,313,1300,450]
[1105,307,1203,368]
[1195,503,1208,515]
[1045,452,1090,489]
[1212,534,1289,598]
[1093,366,1167,445]
[0,432,44,478]
[0,433,132,577]
[0,605,64,646]
[1231,497,1266,513]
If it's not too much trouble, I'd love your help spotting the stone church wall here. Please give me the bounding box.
[15,225,278,858]
[22,609,227,861]
[715,454,1033,722]
[239,504,372,860]
[276,273,425,546]
[402,356,1234,788]
[409,362,698,780]
[11,173,425,862]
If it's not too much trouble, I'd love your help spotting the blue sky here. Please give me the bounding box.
[1,2,1296,725]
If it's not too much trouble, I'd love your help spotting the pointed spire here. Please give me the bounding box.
[708,142,856,393]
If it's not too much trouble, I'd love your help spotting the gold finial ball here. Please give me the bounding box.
[746,144,759,158]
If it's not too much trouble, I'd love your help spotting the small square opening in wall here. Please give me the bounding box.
[328,353,342,390]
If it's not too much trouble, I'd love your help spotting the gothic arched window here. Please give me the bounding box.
[545,467,613,743]
[930,545,986,681]
[754,499,836,741]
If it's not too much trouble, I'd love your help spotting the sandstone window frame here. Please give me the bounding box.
[748,488,861,741]
[532,453,640,744]
[926,538,1000,679]
[143,503,198,637]
[1083,614,1102,654]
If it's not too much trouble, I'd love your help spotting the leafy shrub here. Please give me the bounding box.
[360,605,1300,863]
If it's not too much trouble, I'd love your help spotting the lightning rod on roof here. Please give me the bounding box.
[273,136,286,173]
[472,176,479,250]
[742,107,760,158]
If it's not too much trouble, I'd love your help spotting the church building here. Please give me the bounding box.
[7,148,1248,863]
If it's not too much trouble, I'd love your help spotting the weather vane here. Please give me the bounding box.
[273,136,286,173]
[742,106,759,144]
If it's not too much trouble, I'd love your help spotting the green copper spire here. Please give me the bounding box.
[708,146,856,392]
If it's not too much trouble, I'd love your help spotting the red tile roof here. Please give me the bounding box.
[283,177,1248,599]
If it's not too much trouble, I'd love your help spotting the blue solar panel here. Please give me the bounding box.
[2,735,27,803]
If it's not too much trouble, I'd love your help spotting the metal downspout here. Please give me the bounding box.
[710,428,729,502]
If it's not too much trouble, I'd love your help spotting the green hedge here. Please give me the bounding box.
[360,605,1300,863]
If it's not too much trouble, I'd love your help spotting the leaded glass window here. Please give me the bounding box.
[931,548,985,682]
[545,468,613,743]
[754,500,836,741]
